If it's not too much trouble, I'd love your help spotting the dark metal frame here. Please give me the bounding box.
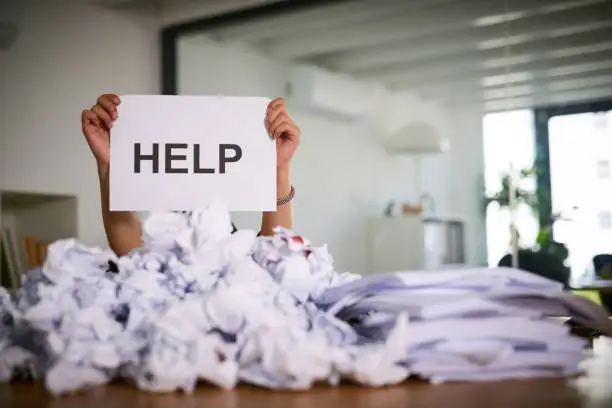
[160,0,348,96]
[534,99,612,229]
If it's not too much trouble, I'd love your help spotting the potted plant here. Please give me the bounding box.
[484,166,539,211]
[486,163,571,287]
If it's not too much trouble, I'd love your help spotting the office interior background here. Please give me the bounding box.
[1,0,612,286]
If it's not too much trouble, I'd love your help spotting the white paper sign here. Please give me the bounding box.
[109,95,276,212]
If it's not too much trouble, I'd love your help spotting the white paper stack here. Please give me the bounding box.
[0,203,610,395]
[317,267,612,383]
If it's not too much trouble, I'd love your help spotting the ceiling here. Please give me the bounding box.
[192,0,612,112]
[94,0,612,112]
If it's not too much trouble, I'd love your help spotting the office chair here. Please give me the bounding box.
[592,254,612,315]
[498,249,570,288]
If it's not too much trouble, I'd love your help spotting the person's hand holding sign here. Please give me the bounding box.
[261,98,300,236]
[81,94,143,256]
[264,98,301,170]
[81,94,120,174]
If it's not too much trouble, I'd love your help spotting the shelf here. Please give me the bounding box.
[1,190,78,287]
[1,190,74,211]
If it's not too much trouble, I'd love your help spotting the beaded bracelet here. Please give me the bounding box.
[277,185,295,206]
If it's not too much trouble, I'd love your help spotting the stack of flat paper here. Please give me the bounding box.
[0,203,610,395]
[317,268,612,383]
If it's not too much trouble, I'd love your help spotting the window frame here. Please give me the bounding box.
[533,99,612,231]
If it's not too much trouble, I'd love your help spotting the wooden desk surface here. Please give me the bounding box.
[0,379,601,408]
[1,337,610,408]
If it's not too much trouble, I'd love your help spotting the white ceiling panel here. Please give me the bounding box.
[98,0,612,110]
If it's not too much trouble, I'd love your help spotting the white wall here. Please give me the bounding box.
[0,0,159,246]
[178,35,487,272]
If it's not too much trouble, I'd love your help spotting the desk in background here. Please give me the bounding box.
[572,280,612,315]
[572,280,612,294]
[365,216,465,273]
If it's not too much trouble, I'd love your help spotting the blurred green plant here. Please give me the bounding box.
[484,166,539,213]
[536,220,569,265]
[484,160,570,270]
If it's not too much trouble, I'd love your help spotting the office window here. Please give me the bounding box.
[594,112,608,131]
[597,160,610,179]
[598,211,612,230]
[548,110,612,279]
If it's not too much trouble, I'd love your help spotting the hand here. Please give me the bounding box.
[81,94,121,171]
[265,98,301,170]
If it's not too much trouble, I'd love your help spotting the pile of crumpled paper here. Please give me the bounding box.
[0,202,610,395]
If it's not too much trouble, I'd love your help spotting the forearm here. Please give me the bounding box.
[98,166,143,256]
[260,167,293,236]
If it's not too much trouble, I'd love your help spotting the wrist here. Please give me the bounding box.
[276,166,291,198]
[277,165,290,180]
[97,161,109,179]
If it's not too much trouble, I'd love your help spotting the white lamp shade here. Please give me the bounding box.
[383,122,449,154]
